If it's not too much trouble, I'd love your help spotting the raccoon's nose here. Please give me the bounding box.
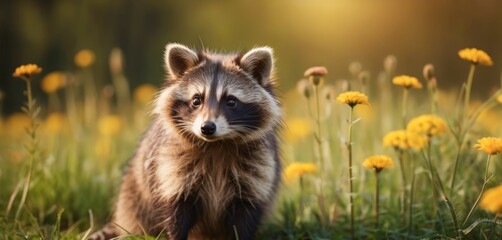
[201,121,216,136]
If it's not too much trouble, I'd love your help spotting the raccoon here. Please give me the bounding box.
[89,43,282,240]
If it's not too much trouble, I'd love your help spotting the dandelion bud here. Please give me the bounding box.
[109,48,124,75]
[423,64,435,81]
[304,66,328,86]
[349,61,362,77]
[384,55,397,74]
[296,78,311,99]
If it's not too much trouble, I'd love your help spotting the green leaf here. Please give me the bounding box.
[51,208,64,240]
[461,218,489,236]
[33,107,41,118]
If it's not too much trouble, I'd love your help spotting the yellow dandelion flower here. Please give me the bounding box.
[363,155,394,172]
[43,112,68,134]
[336,91,369,107]
[383,130,426,150]
[480,184,502,214]
[392,75,423,89]
[133,84,158,104]
[5,112,31,138]
[74,49,96,68]
[406,131,428,149]
[98,115,122,136]
[12,64,42,78]
[497,94,502,104]
[284,162,317,183]
[407,114,448,137]
[285,118,312,143]
[41,71,66,93]
[474,137,502,155]
[458,48,493,66]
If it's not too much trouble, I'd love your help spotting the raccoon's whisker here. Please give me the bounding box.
[232,126,261,133]
[229,120,261,124]
[228,119,261,124]
[229,117,262,122]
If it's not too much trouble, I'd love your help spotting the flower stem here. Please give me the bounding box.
[313,84,328,224]
[462,154,492,227]
[15,77,36,221]
[401,88,409,128]
[449,144,463,197]
[299,176,304,221]
[313,85,325,172]
[407,157,416,238]
[427,82,437,115]
[432,163,461,239]
[463,64,476,120]
[440,190,461,239]
[375,171,380,228]
[424,139,446,234]
[348,106,355,239]
[397,149,407,221]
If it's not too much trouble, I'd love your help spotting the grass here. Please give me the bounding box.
[1,48,502,239]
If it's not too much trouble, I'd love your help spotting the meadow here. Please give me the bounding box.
[1,47,502,239]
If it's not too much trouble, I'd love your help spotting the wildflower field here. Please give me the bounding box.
[1,45,502,240]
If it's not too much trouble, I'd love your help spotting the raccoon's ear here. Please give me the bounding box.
[239,47,274,86]
[164,43,199,80]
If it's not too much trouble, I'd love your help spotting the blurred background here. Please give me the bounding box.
[1,0,502,114]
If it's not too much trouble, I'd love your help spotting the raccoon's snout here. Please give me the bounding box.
[201,121,217,136]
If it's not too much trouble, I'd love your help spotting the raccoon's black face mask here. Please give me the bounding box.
[156,44,281,143]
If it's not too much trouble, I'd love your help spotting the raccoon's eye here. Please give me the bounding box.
[192,96,202,108]
[226,97,238,108]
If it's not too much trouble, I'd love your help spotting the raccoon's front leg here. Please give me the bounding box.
[164,195,200,240]
[225,199,264,240]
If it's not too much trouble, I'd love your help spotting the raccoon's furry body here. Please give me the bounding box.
[89,44,282,240]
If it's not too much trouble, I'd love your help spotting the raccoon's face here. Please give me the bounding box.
[155,44,281,143]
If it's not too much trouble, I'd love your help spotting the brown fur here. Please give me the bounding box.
[89,44,281,240]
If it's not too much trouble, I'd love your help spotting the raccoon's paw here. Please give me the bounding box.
[87,224,117,240]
